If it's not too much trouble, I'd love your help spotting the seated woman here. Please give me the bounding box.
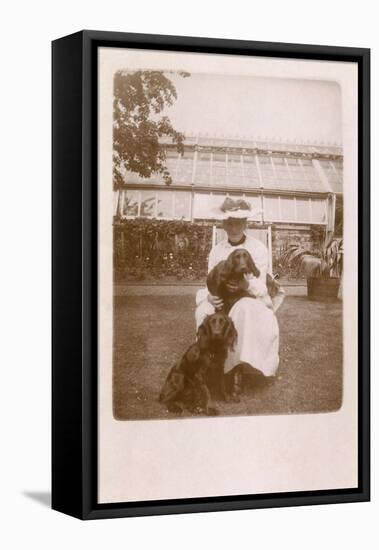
[195,198,284,399]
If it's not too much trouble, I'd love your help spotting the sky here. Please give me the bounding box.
[162,73,342,145]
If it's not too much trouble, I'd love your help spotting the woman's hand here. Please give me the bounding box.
[208,293,224,310]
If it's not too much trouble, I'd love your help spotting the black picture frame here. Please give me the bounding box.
[52,30,370,520]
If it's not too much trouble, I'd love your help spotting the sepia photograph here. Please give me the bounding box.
[111,66,344,420]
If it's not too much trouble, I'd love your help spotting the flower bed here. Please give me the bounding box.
[114,218,213,282]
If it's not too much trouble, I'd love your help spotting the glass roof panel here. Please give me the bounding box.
[124,139,342,193]
[318,160,343,193]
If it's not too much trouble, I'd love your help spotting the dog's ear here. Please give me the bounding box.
[247,253,260,278]
[185,343,201,364]
[223,253,235,278]
[207,260,228,295]
[197,316,211,349]
[222,316,238,351]
[207,267,219,295]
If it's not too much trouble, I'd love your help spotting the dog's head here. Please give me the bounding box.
[224,248,260,278]
[197,312,238,351]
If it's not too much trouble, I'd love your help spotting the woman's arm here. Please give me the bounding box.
[247,242,269,298]
[207,246,218,273]
[206,246,224,308]
[196,247,218,307]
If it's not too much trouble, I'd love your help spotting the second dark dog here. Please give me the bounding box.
[207,248,283,313]
[207,248,260,314]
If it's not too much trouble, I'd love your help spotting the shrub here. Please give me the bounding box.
[114,218,212,282]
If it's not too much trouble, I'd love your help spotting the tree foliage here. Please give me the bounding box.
[113,70,190,188]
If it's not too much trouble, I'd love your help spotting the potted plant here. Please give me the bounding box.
[279,234,343,300]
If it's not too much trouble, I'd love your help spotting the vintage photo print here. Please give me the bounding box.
[112,68,343,420]
[98,47,357,503]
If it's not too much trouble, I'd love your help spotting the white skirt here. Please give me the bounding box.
[195,293,280,377]
[225,297,279,376]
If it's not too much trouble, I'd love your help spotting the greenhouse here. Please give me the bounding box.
[113,135,343,279]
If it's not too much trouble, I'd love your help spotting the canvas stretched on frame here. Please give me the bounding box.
[52,30,370,520]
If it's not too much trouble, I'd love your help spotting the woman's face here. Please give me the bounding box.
[223,218,247,242]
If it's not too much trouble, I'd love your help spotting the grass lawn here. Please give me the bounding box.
[113,295,342,420]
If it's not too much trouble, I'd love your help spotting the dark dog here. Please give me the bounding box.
[159,312,238,414]
[197,312,238,402]
[207,248,260,314]
[159,342,215,415]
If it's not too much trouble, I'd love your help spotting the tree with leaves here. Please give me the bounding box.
[113,70,190,188]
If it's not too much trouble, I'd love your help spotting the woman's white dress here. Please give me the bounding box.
[195,235,280,377]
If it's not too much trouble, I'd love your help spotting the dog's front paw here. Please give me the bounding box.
[167,403,183,414]
[219,388,231,403]
[230,392,241,403]
[206,407,219,416]
[188,405,204,414]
